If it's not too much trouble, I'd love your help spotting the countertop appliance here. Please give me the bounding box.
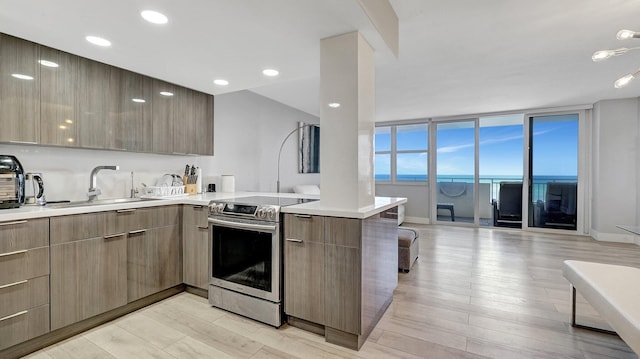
[207,196,317,327]
[25,172,46,206]
[0,155,25,209]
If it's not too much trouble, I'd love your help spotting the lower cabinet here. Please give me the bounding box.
[127,225,181,302]
[284,214,325,324]
[0,217,50,350]
[283,210,398,350]
[50,233,127,330]
[49,205,181,330]
[182,205,209,289]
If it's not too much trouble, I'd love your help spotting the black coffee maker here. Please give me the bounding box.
[0,155,25,209]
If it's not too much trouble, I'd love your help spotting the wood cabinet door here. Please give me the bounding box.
[182,225,209,289]
[127,225,181,302]
[183,205,209,289]
[193,91,214,155]
[172,86,195,154]
[77,57,109,149]
[151,79,175,154]
[0,34,39,143]
[39,45,77,146]
[283,214,325,323]
[50,234,127,330]
[107,68,152,151]
[324,217,361,334]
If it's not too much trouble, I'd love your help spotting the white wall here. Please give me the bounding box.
[591,98,639,243]
[0,90,319,203]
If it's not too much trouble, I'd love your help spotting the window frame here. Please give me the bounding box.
[375,121,429,184]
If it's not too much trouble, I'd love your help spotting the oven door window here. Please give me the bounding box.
[211,226,272,292]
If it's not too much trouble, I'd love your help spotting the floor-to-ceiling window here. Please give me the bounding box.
[435,120,475,223]
[527,114,579,230]
[480,115,524,228]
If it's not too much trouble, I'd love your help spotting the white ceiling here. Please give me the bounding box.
[2,0,640,121]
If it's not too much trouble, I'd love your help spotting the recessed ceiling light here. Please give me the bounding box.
[58,125,67,130]
[11,74,34,80]
[262,69,279,77]
[67,138,74,143]
[213,79,229,86]
[132,98,146,103]
[65,119,73,124]
[141,10,168,24]
[38,60,59,68]
[85,35,111,47]
[159,91,174,96]
[328,102,341,108]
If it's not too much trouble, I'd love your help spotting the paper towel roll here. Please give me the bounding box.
[196,167,203,194]
[220,175,235,193]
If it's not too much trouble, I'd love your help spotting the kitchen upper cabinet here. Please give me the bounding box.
[172,86,195,155]
[0,33,39,144]
[284,214,325,324]
[152,79,176,154]
[77,57,110,149]
[108,68,152,152]
[194,91,214,155]
[1,32,214,155]
[183,205,209,290]
[39,46,77,146]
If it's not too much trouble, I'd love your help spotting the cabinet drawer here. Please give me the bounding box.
[284,214,324,244]
[0,218,49,253]
[0,246,49,285]
[183,204,208,228]
[118,205,181,231]
[50,212,121,245]
[0,275,49,318]
[0,304,49,351]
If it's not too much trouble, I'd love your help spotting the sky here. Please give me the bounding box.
[375,114,579,180]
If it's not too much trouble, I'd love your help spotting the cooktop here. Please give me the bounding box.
[224,196,317,207]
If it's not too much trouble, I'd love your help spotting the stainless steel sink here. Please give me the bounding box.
[47,197,159,209]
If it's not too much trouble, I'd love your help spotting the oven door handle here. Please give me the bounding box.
[208,218,277,232]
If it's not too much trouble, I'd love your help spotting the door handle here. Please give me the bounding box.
[0,220,27,227]
[0,249,27,258]
[285,238,303,243]
[128,229,147,235]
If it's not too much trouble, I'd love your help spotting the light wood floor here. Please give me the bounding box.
[26,224,640,358]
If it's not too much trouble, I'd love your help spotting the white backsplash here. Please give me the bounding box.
[0,144,213,202]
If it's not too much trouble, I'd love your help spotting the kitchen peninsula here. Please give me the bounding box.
[0,192,405,357]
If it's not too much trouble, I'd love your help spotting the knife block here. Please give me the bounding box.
[185,184,197,195]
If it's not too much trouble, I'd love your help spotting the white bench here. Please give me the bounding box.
[562,260,640,354]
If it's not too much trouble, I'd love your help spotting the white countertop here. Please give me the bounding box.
[0,192,405,221]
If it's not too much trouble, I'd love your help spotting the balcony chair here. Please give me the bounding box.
[542,182,577,229]
[492,182,523,228]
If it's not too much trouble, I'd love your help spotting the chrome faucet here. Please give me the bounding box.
[88,165,119,201]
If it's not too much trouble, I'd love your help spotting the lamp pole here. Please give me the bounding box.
[277,123,317,193]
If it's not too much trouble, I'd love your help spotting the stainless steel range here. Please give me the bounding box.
[207,196,316,327]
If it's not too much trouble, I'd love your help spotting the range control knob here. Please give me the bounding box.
[257,208,266,218]
[216,204,224,213]
[267,207,276,219]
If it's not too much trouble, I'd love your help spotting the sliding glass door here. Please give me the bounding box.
[527,114,579,230]
[480,115,524,228]
[435,121,475,223]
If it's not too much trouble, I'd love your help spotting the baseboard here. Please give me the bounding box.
[404,216,429,224]
[590,228,637,244]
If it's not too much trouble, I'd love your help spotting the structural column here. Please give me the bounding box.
[319,32,375,210]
